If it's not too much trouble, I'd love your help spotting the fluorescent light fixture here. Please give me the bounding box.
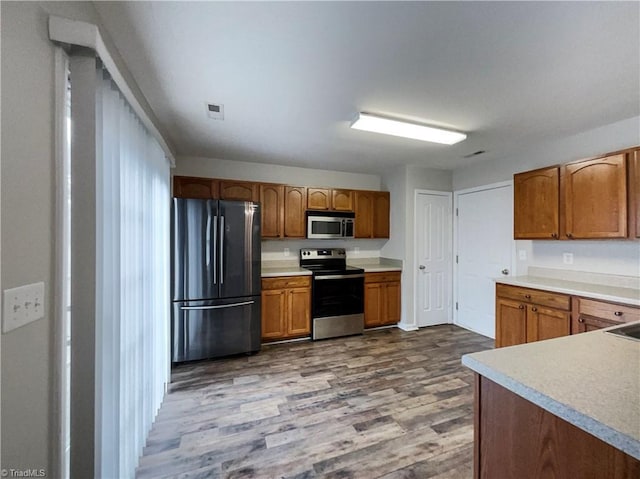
[350,112,467,145]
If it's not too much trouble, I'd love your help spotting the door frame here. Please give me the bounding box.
[413,189,453,327]
[453,181,516,330]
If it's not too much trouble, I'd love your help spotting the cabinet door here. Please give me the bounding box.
[364,283,383,327]
[284,186,307,238]
[495,298,526,348]
[373,192,390,238]
[173,176,218,199]
[261,289,286,340]
[354,191,373,238]
[513,167,559,239]
[287,288,311,336]
[219,180,259,202]
[307,188,330,210]
[629,149,640,238]
[383,281,401,325]
[526,305,570,342]
[563,154,627,238]
[331,189,354,211]
[260,184,284,238]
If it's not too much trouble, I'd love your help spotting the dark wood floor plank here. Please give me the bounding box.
[137,325,492,478]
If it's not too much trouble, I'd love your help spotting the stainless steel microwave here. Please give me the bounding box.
[306,211,355,239]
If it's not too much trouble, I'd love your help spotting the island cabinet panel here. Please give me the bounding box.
[283,186,307,238]
[261,276,311,341]
[495,284,570,347]
[331,189,353,211]
[629,148,640,238]
[475,375,640,479]
[572,297,640,334]
[219,180,259,202]
[514,166,560,239]
[562,154,627,239]
[307,188,331,210]
[260,184,284,238]
[173,176,218,199]
[364,272,401,328]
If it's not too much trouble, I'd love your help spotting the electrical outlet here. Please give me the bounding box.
[354,247,360,255]
[518,249,527,260]
[562,253,574,265]
[283,248,290,257]
[3,282,45,333]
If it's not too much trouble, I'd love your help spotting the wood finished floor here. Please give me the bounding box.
[137,325,493,479]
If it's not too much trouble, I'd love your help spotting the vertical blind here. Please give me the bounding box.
[94,62,170,478]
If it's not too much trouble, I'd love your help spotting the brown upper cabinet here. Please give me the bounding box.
[629,148,640,238]
[173,176,219,199]
[307,188,354,211]
[219,180,259,202]
[514,167,560,239]
[562,154,627,239]
[355,190,390,238]
[514,149,637,240]
[331,189,354,211]
[283,187,307,238]
[260,183,284,238]
[307,188,331,210]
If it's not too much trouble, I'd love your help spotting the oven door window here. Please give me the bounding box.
[311,219,342,236]
[313,277,364,318]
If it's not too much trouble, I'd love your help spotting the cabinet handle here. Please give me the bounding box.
[578,317,585,323]
[614,311,623,317]
[531,307,538,312]
[519,305,524,309]
[566,233,573,238]
[524,294,531,299]
[551,233,558,238]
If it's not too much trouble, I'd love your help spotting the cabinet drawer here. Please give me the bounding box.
[578,298,640,324]
[496,284,570,310]
[262,276,311,290]
[365,271,401,284]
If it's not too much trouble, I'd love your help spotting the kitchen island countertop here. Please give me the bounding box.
[462,326,640,460]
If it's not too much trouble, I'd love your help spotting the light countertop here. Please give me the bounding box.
[261,257,402,277]
[497,275,640,307]
[261,266,312,278]
[462,327,640,460]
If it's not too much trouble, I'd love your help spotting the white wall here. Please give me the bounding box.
[381,165,453,328]
[1,1,101,472]
[175,156,382,190]
[454,116,640,278]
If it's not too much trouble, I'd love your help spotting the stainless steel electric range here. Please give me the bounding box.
[300,248,365,340]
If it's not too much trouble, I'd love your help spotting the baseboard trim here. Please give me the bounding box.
[397,323,419,332]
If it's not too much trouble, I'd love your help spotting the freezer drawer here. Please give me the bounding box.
[172,296,261,362]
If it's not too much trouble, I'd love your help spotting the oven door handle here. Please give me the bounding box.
[314,274,365,280]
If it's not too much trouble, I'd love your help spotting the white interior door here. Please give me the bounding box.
[415,191,452,327]
[454,183,513,338]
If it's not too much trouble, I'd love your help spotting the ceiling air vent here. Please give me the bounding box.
[206,102,224,120]
[463,150,486,159]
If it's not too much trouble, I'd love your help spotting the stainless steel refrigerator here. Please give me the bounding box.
[171,198,261,362]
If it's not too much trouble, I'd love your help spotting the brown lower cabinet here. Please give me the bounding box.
[364,272,401,328]
[572,296,640,333]
[495,284,570,347]
[261,276,311,341]
[474,375,639,479]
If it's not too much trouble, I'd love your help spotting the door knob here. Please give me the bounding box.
[419,265,426,270]
[501,269,509,275]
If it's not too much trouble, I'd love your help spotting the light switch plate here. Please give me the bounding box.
[3,282,45,333]
[283,248,290,257]
[518,249,527,260]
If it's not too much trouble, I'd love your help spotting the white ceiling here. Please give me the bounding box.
[94,1,640,175]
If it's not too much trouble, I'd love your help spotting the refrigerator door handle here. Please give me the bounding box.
[212,214,218,285]
[219,215,225,284]
[180,300,255,311]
